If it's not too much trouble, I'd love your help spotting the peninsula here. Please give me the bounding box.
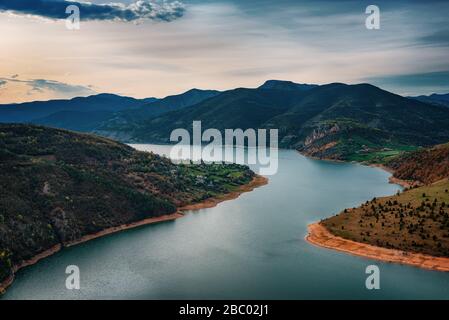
[306,143,449,271]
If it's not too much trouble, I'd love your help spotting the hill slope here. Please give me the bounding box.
[387,143,449,185]
[292,84,449,161]
[0,124,255,289]
[317,143,449,260]
[321,179,449,258]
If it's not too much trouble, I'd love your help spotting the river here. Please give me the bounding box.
[3,145,449,299]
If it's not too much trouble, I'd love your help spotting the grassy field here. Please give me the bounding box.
[346,148,415,164]
[322,179,449,257]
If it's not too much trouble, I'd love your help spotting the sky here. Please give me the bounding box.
[0,0,449,103]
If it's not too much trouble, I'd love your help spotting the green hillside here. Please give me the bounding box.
[322,179,449,257]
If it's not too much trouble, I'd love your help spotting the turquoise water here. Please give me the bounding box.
[3,146,449,299]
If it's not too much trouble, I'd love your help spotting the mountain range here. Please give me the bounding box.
[2,80,449,162]
[0,93,156,132]
[96,81,449,162]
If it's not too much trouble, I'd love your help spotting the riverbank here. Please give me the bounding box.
[368,163,418,189]
[303,150,449,272]
[179,175,268,211]
[0,175,268,294]
[306,222,449,272]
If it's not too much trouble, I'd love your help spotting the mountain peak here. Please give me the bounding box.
[259,80,319,91]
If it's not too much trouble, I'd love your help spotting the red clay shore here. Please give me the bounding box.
[306,222,449,272]
[0,175,268,294]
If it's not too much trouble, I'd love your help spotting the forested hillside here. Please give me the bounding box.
[0,124,255,287]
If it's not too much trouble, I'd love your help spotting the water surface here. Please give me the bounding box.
[4,146,449,299]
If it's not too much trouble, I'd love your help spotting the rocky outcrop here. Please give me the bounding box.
[304,123,341,146]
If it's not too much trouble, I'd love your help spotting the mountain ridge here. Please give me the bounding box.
[96,81,449,162]
[2,80,449,161]
[0,93,150,124]
[410,93,449,108]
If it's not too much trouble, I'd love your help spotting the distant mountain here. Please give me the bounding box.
[0,93,149,124]
[106,86,309,142]
[96,80,318,141]
[259,80,318,91]
[138,88,221,117]
[96,88,220,139]
[3,81,449,162]
[409,93,449,108]
[100,82,449,161]
[0,89,220,136]
[141,97,159,104]
[0,93,156,132]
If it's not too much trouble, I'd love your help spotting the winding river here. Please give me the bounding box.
[3,145,449,299]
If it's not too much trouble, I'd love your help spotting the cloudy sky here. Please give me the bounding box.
[0,0,448,103]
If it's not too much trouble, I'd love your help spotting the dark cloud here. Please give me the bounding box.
[417,30,449,47]
[365,71,449,88]
[0,0,185,22]
[28,79,96,95]
[363,71,449,95]
[0,77,96,96]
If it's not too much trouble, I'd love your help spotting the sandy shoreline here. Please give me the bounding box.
[306,222,449,272]
[0,175,268,294]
